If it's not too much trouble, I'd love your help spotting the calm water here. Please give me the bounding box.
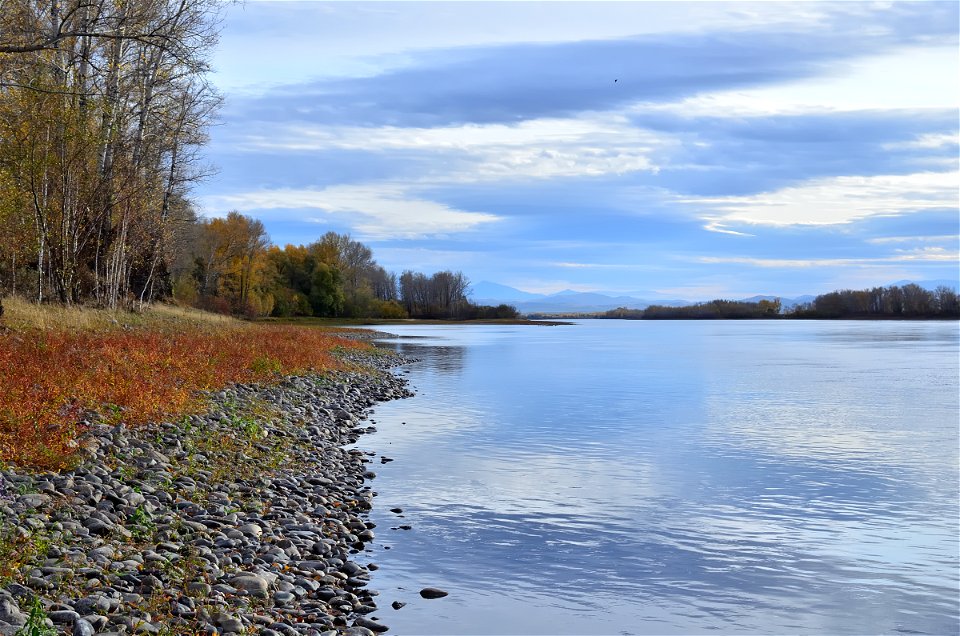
[355,320,959,635]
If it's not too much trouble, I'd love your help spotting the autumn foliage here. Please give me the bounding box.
[0,320,365,472]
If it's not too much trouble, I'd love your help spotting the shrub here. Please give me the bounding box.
[0,323,365,471]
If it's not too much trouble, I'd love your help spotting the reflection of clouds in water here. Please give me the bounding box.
[410,449,660,518]
[707,399,911,464]
[367,395,485,448]
[361,321,959,635]
[698,324,958,473]
[816,323,960,346]
[701,375,958,484]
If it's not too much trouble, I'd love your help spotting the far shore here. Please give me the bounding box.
[257,316,573,327]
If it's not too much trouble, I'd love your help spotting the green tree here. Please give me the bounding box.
[309,263,344,317]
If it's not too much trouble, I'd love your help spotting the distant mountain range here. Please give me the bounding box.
[468,279,959,316]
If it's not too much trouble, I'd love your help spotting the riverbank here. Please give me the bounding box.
[0,345,413,635]
[258,316,573,327]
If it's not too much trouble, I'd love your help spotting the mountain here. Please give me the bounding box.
[468,281,546,304]
[468,279,957,316]
[469,282,689,313]
[515,292,689,314]
[739,294,816,310]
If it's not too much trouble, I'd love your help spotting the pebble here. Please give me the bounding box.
[0,340,416,635]
[0,598,26,626]
[354,616,389,633]
[230,575,269,599]
[419,587,449,599]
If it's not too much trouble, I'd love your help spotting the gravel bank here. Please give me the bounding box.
[0,345,412,636]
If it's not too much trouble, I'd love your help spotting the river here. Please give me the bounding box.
[356,320,959,635]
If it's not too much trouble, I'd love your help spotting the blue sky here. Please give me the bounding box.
[198,1,959,298]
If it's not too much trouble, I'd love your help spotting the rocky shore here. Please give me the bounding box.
[0,345,413,636]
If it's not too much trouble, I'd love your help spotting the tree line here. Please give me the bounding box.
[0,1,518,321]
[0,0,221,308]
[165,212,517,320]
[1,197,518,321]
[791,284,958,319]
[603,298,782,320]
[600,284,958,320]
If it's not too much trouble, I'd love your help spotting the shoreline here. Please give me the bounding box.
[0,346,413,635]
[258,317,573,327]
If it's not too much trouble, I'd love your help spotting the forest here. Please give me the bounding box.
[601,298,782,319]
[0,0,223,309]
[0,0,516,321]
[601,284,959,320]
[791,284,959,319]
[165,212,518,320]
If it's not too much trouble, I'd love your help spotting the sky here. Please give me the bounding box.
[197,1,960,299]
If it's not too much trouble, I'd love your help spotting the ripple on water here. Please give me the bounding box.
[361,321,959,635]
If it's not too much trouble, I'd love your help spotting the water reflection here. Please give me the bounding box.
[385,341,467,374]
[359,321,959,635]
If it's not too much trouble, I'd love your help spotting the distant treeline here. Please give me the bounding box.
[791,283,958,319]
[604,298,782,319]
[600,284,959,320]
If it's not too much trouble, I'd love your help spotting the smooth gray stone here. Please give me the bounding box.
[0,599,26,626]
[73,619,96,636]
[353,617,388,633]
[230,575,269,598]
[419,587,449,599]
[218,617,244,633]
[19,494,51,508]
[49,610,81,624]
[273,591,295,606]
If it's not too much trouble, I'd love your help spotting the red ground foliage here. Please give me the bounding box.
[0,325,365,471]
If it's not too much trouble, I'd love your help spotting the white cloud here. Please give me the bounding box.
[549,262,645,270]
[686,170,959,230]
[236,116,664,182]
[890,246,960,262]
[551,262,607,270]
[200,184,500,240]
[867,234,960,244]
[883,133,959,151]
[631,44,959,117]
[215,2,856,90]
[698,249,960,268]
[703,221,755,237]
[653,283,738,298]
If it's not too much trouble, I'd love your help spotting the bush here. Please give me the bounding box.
[373,299,408,319]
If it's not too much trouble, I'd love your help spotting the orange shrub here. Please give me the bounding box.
[0,324,366,471]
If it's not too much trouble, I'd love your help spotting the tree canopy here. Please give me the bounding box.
[0,0,222,307]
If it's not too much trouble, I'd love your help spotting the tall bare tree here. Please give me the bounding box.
[0,0,223,306]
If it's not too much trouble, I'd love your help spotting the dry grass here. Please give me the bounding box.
[1,295,242,332]
[0,297,368,472]
[145,302,240,327]
[2,294,124,331]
